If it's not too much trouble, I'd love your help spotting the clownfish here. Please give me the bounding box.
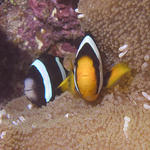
[58,35,103,102]
[58,35,130,102]
[74,35,103,101]
[24,54,68,107]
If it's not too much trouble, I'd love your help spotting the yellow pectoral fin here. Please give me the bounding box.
[58,71,76,94]
[58,76,70,92]
[106,63,131,88]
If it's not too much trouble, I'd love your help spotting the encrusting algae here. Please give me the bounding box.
[0,0,150,149]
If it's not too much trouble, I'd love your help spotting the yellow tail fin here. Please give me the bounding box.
[106,63,131,88]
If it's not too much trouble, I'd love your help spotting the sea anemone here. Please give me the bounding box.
[0,92,150,149]
[77,0,150,116]
[78,0,150,72]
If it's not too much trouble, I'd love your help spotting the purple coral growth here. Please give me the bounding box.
[28,0,53,20]
[16,0,84,54]
[18,11,44,50]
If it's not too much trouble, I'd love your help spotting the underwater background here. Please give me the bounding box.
[0,0,150,149]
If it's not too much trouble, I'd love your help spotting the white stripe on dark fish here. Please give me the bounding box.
[76,35,101,61]
[31,59,52,103]
[55,57,66,80]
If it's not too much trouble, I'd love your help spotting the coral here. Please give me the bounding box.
[0,0,83,56]
[1,92,150,150]
[78,0,150,72]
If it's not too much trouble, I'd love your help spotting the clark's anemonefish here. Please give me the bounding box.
[24,54,68,107]
[74,35,103,101]
[58,34,131,102]
[58,35,103,102]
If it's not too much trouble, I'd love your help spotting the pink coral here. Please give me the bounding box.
[28,0,51,19]
[0,0,83,55]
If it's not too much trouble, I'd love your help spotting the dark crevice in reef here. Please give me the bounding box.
[57,0,79,9]
[0,0,4,5]
[0,29,32,103]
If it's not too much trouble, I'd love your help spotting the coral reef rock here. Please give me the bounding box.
[0,0,83,56]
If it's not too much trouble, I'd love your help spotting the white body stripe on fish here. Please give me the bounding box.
[55,57,66,80]
[74,67,80,93]
[31,59,52,102]
[76,35,101,61]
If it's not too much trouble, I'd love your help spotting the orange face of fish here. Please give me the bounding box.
[76,56,98,101]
